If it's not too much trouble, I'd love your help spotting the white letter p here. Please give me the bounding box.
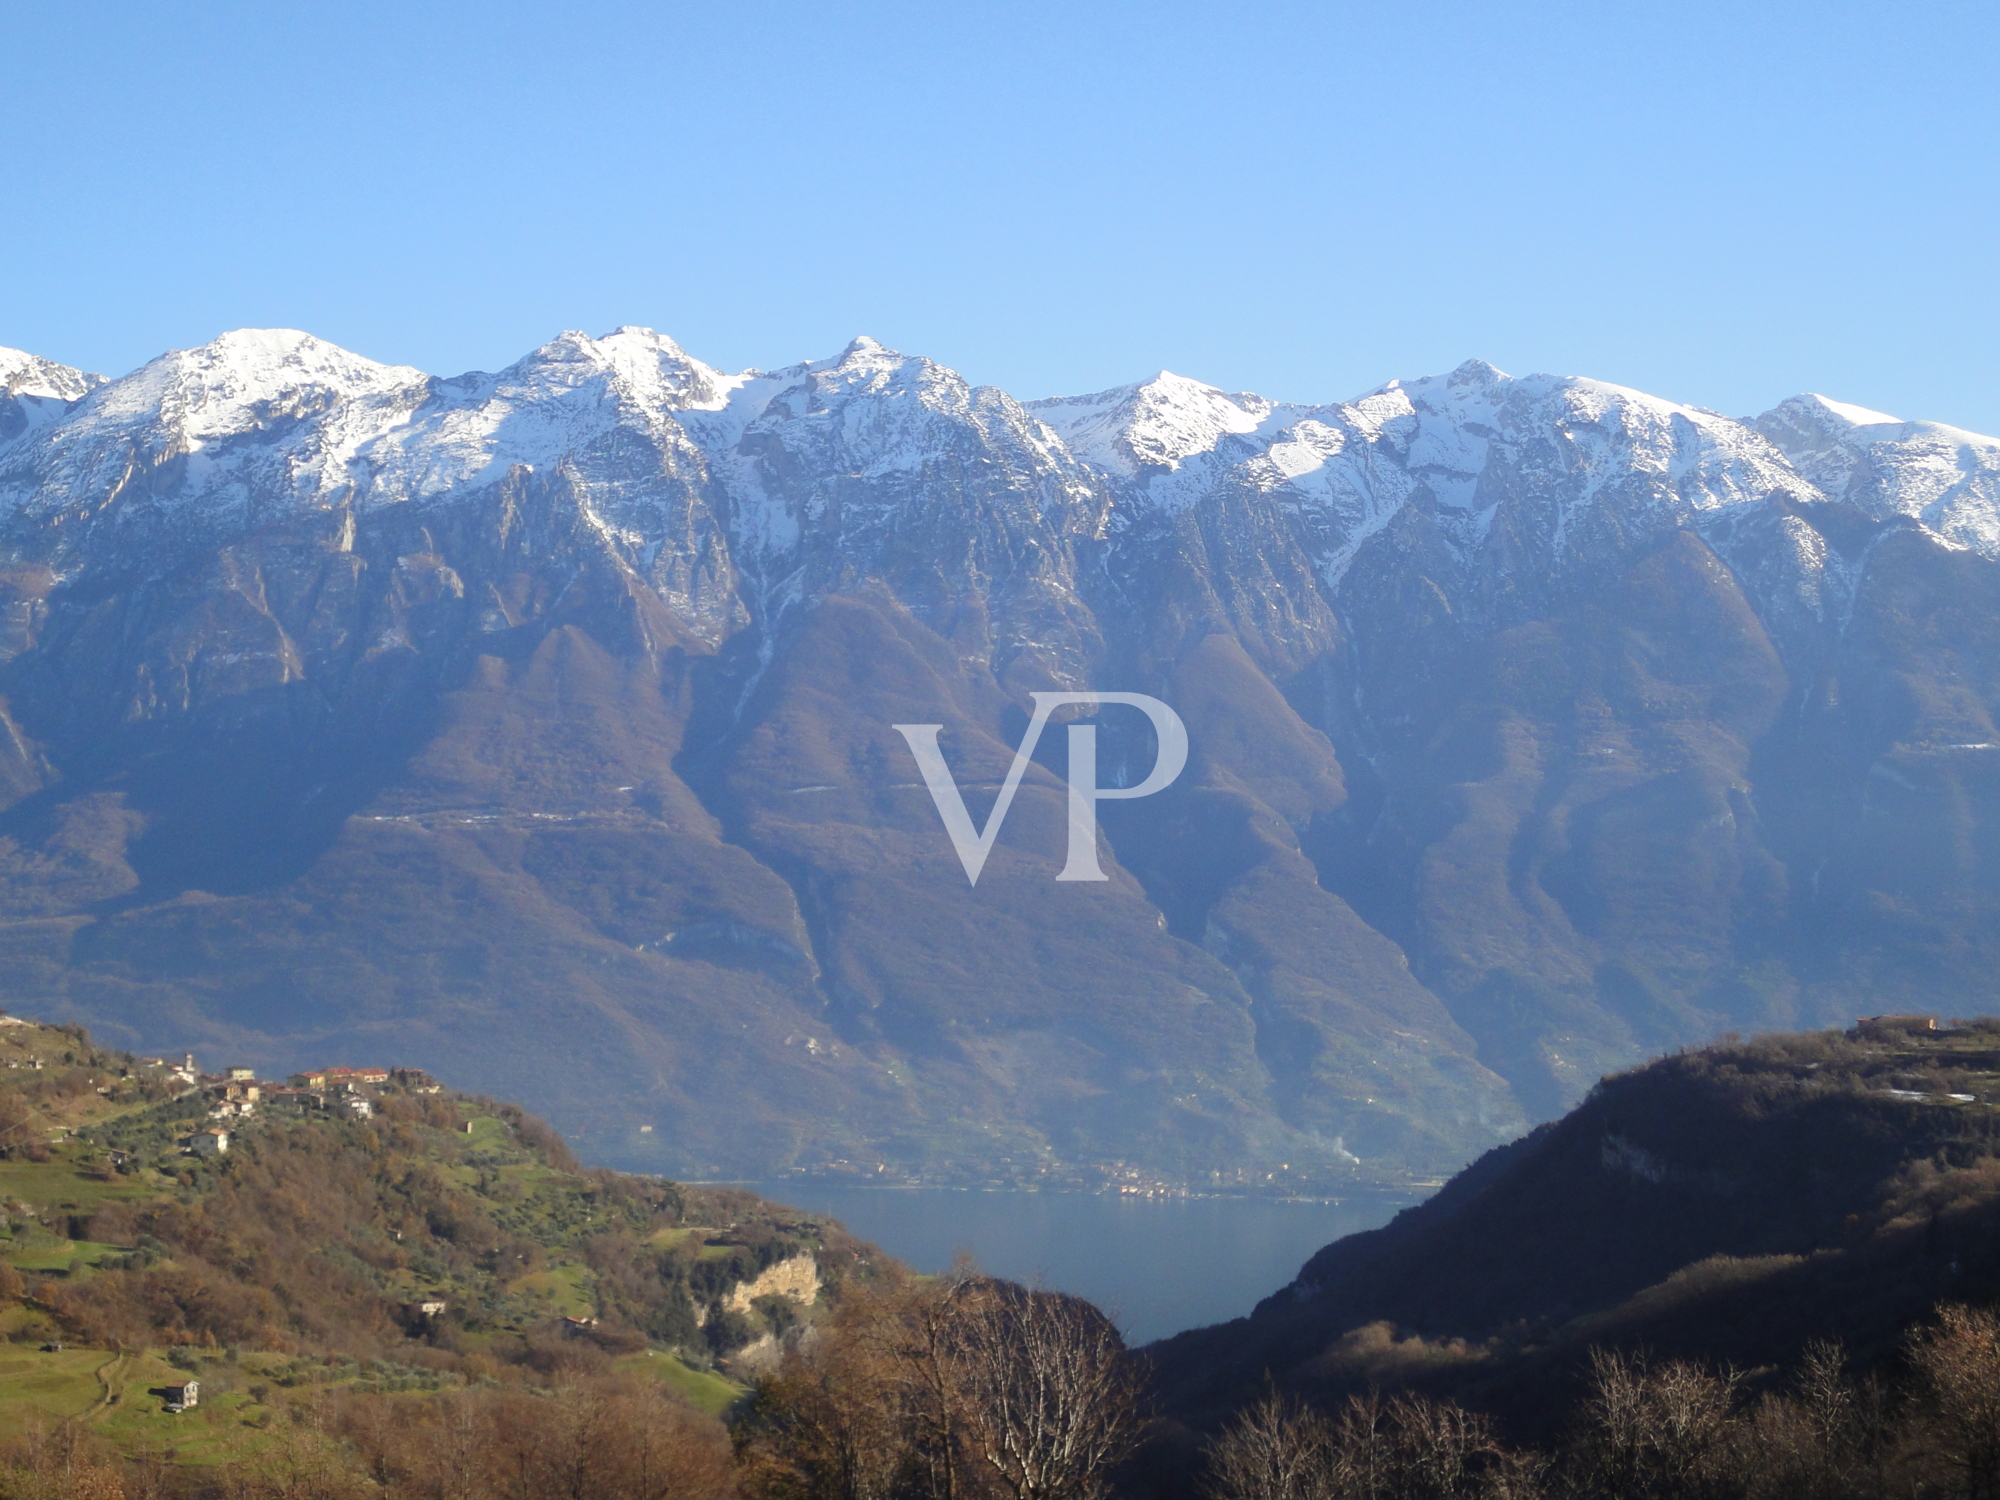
[893,692,1187,887]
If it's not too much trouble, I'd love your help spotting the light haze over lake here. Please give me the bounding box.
[746,1184,1411,1345]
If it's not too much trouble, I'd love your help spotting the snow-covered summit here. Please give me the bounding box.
[0,348,107,450]
[1364,359,1810,516]
[4,325,1998,592]
[0,330,432,529]
[0,347,104,403]
[678,335,1098,562]
[1028,372,1300,478]
[1753,393,2000,555]
[1034,356,1825,584]
[350,327,739,506]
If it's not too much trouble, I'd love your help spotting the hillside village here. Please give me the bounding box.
[156,1056,441,1158]
[0,1009,881,1478]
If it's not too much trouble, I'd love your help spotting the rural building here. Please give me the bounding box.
[325,1067,389,1086]
[183,1130,230,1157]
[163,1381,199,1412]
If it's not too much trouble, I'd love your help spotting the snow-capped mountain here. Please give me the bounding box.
[7,329,1991,595]
[0,326,1994,1189]
[1755,392,2000,557]
[0,347,105,447]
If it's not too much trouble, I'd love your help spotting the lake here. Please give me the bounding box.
[742,1183,1413,1345]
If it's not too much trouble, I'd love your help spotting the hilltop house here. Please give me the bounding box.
[182,1129,229,1157]
[292,1067,389,1090]
[163,1381,199,1412]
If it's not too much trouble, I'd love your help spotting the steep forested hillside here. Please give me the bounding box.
[1151,1018,2000,1437]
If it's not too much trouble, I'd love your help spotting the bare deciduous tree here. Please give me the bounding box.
[1203,1387,1528,1500]
[947,1281,1148,1500]
[1907,1303,2000,1500]
[1573,1347,1743,1500]
[741,1265,1144,1500]
[1204,1388,1336,1500]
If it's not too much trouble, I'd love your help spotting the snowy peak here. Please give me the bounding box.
[0,348,108,450]
[341,328,747,512]
[0,330,434,531]
[142,327,427,417]
[1028,371,1290,478]
[73,328,428,460]
[1797,393,1904,430]
[7,325,2000,581]
[794,335,953,402]
[0,347,105,403]
[494,327,742,414]
[1755,392,2000,554]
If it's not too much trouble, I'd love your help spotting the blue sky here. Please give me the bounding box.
[6,1,1997,432]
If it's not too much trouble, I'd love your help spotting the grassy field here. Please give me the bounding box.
[1,1238,124,1272]
[0,1159,164,1209]
[0,1346,106,1439]
[506,1263,596,1318]
[612,1351,745,1416]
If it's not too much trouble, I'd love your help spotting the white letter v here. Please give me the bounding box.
[892,705,1059,888]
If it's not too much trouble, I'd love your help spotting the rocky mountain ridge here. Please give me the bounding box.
[0,327,1993,1188]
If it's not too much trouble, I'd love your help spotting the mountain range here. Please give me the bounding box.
[0,328,1995,1187]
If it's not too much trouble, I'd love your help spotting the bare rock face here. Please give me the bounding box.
[0,329,1994,1188]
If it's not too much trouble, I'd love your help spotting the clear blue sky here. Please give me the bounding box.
[6,1,1997,432]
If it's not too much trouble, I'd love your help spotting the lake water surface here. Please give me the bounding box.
[744,1184,1412,1345]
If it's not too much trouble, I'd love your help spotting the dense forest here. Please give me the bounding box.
[11,1016,2000,1498]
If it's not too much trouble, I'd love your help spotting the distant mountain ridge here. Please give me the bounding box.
[0,327,1994,1188]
